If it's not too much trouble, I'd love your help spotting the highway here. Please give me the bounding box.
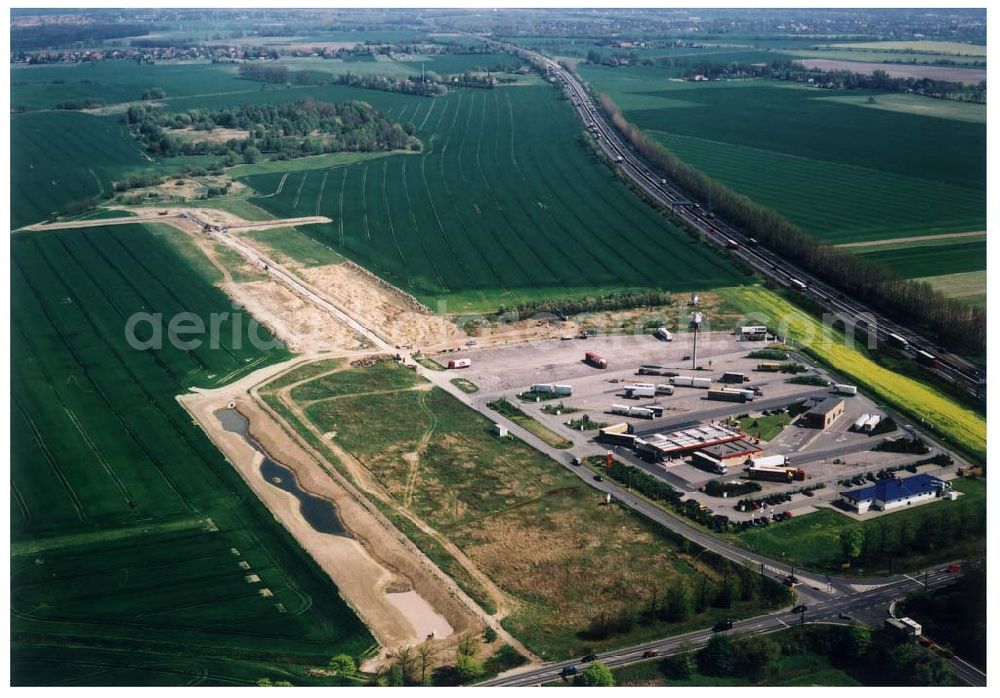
[486,38,984,401]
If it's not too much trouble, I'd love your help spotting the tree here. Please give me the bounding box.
[574,661,615,687]
[840,625,872,659]
[416,642,439,686]
[453,653,484,683]
[243,145,260,164]
[840,527,864,562]
[483,626,498,643]
[327,654,356,677]
[733,634,779,680]
[698,634,737,676]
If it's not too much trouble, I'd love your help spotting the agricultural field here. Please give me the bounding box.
[10,226,373,686]
[580,66,986,303]
[717,286,986,462]
[274,362,787,659]
[240,81,746,311]
[733,479,986,575]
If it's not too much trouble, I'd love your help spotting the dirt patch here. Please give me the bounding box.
[223,278,364,352]
[171,127,251,144]
[836,230,986,249]
[297,263,467,349]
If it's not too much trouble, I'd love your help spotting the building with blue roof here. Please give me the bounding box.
[839,473,950,513]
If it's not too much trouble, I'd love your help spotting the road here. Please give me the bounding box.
[484,37,984,401]
[479,566,983,686]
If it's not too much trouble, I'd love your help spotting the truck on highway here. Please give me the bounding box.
[831,384,857,396]
[887,332,909,350]
[916,349,940,368]
[789,278,808,292]
[448,358,471,369]
[585,351,607,369]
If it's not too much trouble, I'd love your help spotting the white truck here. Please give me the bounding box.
[748,454,788,468]
[853,414,871,432]
[691,377,712,389]
[832,384,858,396]
[625,385,657,399]
[862,414,882,433]
[654,327,673,341]
[610,404,630,416]
[627,407,655,419]
[655,384,674,395]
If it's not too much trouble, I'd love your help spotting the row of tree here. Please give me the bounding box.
[679,58,985,102]
[497,289,677,319]
[597,93,985,354]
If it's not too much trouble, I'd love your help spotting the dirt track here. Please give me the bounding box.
[836,230,986,249]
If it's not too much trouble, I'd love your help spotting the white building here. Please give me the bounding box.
[840,473,949,514]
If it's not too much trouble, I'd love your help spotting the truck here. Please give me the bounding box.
[885,617,922,637]
[757,362,782,372]
[585,351,607,369]
[748,454,788,468]
[862,414,881,433]
[736,325,768,339]
[726,238,740,250]
[747,466,806,482]
[692,451,728,475]
[916,349,940,369]
[831,384,857,396]
[886,333,909,350]
[609,404,631,416]
[530,383,554,394]
[691,377,712,389]
[655,384,674,396]
[654,327,673,341]
[640,404,664,418]
[447,358,471,369]
[720,371,749,384]
[624,385,656,399]
[707,388,754,403]
[670,375,693,387]
[852,414,872,432]
[597,422,636,446]
[553,384,573,396]
[627,407,655,419]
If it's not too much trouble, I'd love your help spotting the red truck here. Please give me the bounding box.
[585,351,607,369]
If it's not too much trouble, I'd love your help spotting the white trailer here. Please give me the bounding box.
[670,375,693,387]
[655,327,673,341]
[656,384,674,395]
[553,384,573,396]
[748,454,788,468]
[853,414,871,432]
[863,414,882,433]
[625,385,656,399]
[832,384,857,396]
[691,377,712,389]
[628,407,655,419]
[610,404,630,416]
[530,383,554,394]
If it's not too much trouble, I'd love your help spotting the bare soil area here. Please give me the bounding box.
[171,127,251,144]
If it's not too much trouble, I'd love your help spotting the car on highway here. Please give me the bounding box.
[593,475,604,482]
[582,653,597,663]
[946,564,960,573]
[838,613,852,621]
[792,604,808,614]
[713,619,734,632]
[560,665,578,678]
[642,650,659,658]
[786,575,799,585]
[570,457,582,466]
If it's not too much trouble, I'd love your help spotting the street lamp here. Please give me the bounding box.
[690,311,703,371]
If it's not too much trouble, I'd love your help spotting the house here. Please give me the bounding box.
[694,438,763,468]
[801,397,845,430]
[840,473,950,514]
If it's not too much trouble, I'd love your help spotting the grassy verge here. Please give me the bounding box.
[413,354,446,371]
[228,150,412,178]
[487,398,573,449]
[450,377,479,394]
[737,412,791,442]
[731,478,985,575]
[717,285,986,463]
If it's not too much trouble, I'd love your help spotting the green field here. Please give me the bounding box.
[856,239,986,279]
[11,226,373,686]
[580,68,985,246]
[733,479,986,575]
[277,362,787,659]
[240,82,745,311]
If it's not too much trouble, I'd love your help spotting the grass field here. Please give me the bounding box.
[856,239,986,279]
[239,82,746,311]
[487,397,573,449]
[11,226,374,686]
[580,69,985,249]
[717,286,986,462]
[281,362,786,659]
[918,271,986,308]
[733,479,985,575]
[737,412,791,442]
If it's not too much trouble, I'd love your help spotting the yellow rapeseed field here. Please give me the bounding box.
[718,286,986,460]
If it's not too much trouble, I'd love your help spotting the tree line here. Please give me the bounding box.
[237,62,447,96]
[597,93,985,354]
[679,58,985,103]
[497,289,677,318]
[123,97,418,162]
